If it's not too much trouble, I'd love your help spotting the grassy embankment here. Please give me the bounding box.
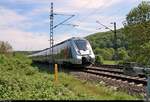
[0,54,142,100]
[103,60,122,65]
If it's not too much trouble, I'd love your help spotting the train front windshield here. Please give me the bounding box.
[75,40,88,51]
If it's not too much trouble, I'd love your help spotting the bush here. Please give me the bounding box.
[118,48,130,60]
[95,55,104,65]
[137,42,150,66]
[103,48,114,60]
[118,60,125,65]
[94,48,114,60]
[0,41,12,55]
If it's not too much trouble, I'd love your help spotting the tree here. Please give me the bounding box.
[126,1,150,25]
[0,41,13,54]
[124,1,150,66]
[95,55,103,65]
[118,48,130,60]
[94,48,114,60]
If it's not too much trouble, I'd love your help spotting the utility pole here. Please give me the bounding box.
[49,2,75,82]
[96,21,118,63]
[113,22,118,62]
[49,3,75,64]
[50,2,54,65]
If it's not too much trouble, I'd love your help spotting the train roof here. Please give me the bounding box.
[30,37,86,54]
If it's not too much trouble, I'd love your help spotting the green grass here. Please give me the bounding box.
[103,60,121,65]
[0,54,142,100]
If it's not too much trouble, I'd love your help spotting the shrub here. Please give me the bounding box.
[118,48,130,60]
[0,41,12,55]
[95,55,104,65]
[94,48,113,60]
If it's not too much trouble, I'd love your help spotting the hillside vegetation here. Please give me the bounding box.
[86,29,129,64]
[86,29,126,50]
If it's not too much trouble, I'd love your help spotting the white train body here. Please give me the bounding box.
[29,37,95,66]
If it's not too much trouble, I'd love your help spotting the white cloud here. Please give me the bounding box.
[72,15,125,33]
[72,21,97,33]
[0,6,28,28]
[0,27,73,51]
[7,0,51,4]
[69,0,121,9]
[0,6,37,32]
[27,0,123,16]
[54,33,72,44]
[0,27,48,51]
[0,0,143,51]
[0,5,73,51]
[0,6,47,51]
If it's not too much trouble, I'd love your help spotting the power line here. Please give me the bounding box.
[49,3,76,80]
[96,21,118,62]
[53,14,75,29]
[61,2,113,34]
[75,1,114,23]
[75,0,135,31]
[51,1,91,34]
[54,13,75,16]
[54,1,128,37]
[96,21,113,32]
[49,2,75,65]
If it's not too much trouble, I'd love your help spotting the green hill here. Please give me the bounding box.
[85,28,129,64]
[86,28,127,50]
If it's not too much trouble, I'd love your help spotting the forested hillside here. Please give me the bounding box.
[86,28,129,63]
[86,29,126,50]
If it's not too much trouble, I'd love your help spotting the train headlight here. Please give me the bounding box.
[76,55,82,59]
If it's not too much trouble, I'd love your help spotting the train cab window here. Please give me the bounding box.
[75,40,88,51]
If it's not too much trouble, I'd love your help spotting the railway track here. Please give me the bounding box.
[94,64,124,69]
[63,65,146,96]
[85,66,123,74]
[55,64,147,96]
[83,66,147,85]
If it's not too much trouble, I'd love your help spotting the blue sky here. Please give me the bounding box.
[0,0,147,51]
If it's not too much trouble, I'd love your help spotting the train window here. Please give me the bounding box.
[75,40,88,51]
